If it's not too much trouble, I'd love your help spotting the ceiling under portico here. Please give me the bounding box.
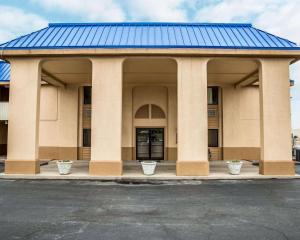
[41,57,259,87]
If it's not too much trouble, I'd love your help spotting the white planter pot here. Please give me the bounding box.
[227,161,243,175]
[141,161,157,175]
[57,161,73,175]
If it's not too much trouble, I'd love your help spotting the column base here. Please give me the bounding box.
[89,161,123,176]
[5,160,40,174]
[259,161,295,175]
[176,161,209,176]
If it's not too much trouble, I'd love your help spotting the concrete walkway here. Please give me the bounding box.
[1,160,299,180]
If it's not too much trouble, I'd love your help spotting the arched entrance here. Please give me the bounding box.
[122,58,177,162]
[135,104,166,160]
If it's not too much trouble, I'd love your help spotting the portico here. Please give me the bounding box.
[0,22,299,177]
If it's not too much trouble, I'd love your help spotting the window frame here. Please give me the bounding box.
[208,129,219,147]
[83,128,91,147]
[207,86,218,105]
[83,86,92,105]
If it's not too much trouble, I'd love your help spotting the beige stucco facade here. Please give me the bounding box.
[222,86,260,160]
[1,48,298,176]
[39,84,79,160]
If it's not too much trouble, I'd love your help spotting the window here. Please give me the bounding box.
[135,105,149,118]
[0,87,9,102]
[151,105,166,119]
[83,86,91,105]
[207,87,218,105]
[208,109,217,117]
[208,129,218,147]
[135,104,166,119]
[83,129,91,147]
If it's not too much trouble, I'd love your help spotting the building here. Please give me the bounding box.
[0,61,9,157]
[0,22,299,176]
[293,129,300,146]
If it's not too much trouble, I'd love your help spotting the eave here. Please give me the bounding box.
[1,48,300,60]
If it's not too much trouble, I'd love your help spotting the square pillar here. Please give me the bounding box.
[5,59,41,174]
[89,58,123,176]
[259,58,294,175]
[176,57,209,176]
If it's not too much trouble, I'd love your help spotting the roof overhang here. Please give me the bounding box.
[2,48,300,59]
[0,81,9,86]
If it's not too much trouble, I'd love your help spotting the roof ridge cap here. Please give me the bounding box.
[48,22,253,28]
[252,26,297,46]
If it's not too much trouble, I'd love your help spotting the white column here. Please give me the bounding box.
[89,58,123,175]
[176,57,209,176]
[5,58,41,174]
[259,58,294,175]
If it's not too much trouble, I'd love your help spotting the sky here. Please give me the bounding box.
[0,0,299,129]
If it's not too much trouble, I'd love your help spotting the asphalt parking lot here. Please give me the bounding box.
[0,179,300,240]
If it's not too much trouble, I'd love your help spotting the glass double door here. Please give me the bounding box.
[136,128,164,160]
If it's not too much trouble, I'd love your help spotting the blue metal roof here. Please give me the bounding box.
[0,22,298,50]
[0,61,10,82]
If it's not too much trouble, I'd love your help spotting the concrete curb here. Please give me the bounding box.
[1,174,300,181]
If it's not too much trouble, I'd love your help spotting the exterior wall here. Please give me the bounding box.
[114,83,218,161]
[0,121,7,155]
[176,57,209,175]
[0,84,79,160]
[222,86,260,160]
[3,55,295,176]
[293,129,300,146]
[0,85,9,154]
[132,86,168,160]
[89,57,123,176]
[167,85,177,160]
[78,87,91,160]
[39,85,59,158]
[121,85,177,160]
[0,61,265,163]
[258,58,294,175]
[208,94,222,161]
[5,58,41,174]
[39,85,79,160]
[121,85,133,160]
[1,57,262,164]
